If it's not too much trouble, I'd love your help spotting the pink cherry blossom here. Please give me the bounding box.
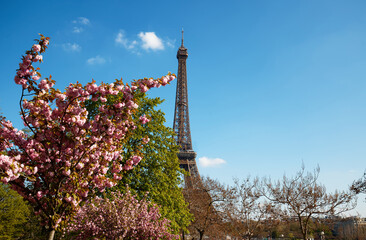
[1,34,175,237]
[34,55,43,62]
[65,190,178,239]
[140,84,148,93]
[139,115,150,124]
[161,76,169,86]
[142,136,150,144]
[76,162,84,170]
[32,75,40,81]
[33,44,41,52]
[36,191,42,200]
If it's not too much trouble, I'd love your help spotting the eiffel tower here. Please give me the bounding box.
[173,30,200,187]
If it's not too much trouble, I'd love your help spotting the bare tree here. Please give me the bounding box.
[183,176,231,240]
[224,176,276,240]
[260,165,356,240]
[351,171,366,195]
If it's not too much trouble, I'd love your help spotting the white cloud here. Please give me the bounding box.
[138,32,164,51]
[87,55,106,65]
[115,31,137,49]
[131,40,138,47]
[199,157,227,168]
[73,17,90,25]
[72,17,90,33]
[166,38,176,48]
[79,17,90,25]
[73,27,83,33]
[114,30,169,53]
[62,43,81,52]
[115,32,126,45]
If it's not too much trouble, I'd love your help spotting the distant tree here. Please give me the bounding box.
[0,182,48,239]
[263,217,335,240]
[312,220,334,240]
[260,166,356,240]
[21,209,49,240]
[224,177,275,240]
[0,183,30,239]
[183,176,231,240]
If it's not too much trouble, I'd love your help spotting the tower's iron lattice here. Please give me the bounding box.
[173,30,200,187]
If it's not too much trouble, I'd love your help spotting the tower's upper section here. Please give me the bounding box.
[173,30,193,152]
[177,29,188,59]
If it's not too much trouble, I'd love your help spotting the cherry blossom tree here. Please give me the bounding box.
[65,189,178,239]
[0,34,174,239]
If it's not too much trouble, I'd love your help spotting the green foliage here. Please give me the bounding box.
[21,207,50,240]
[0,183,50,239]
[87,91,193,234]
[0,183,30,239]
[116,92,193,233]
[271,230,279,238]
[288,232,295,239]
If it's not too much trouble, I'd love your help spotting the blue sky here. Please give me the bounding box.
[1,0,366,215]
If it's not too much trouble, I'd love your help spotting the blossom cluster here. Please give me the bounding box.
[0,35,175,230]
[14,36,49,90]
[65,190,178,239]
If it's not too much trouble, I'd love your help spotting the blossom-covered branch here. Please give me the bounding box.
[0,34,175,236]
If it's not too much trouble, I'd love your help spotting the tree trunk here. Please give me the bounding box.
[302,230,308,240]
[199,230,204,240]
[298,215,308,240]
[48,229,55,240]
[302,231,308,240]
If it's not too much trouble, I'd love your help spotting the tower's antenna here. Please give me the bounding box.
[181,28,184,47]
